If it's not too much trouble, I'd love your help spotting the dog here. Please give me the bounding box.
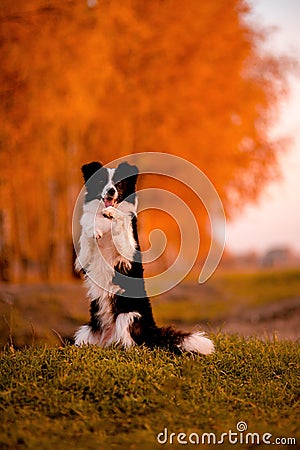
[74,161,214,354]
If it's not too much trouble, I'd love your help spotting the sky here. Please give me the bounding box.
[225,0,300,255]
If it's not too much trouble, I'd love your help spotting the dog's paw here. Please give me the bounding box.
[94,228,103,240]
[102,206,122,221]
[114,256,132,273]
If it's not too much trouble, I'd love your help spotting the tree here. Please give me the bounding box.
[0,0,294,281]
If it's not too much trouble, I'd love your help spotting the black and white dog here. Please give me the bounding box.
[74,161,214,354]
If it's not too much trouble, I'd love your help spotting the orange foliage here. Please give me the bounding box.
[0,0,294,281]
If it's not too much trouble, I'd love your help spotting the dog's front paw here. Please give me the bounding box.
[102,206,122,221]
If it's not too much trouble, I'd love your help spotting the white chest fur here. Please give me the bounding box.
[76,198,137,303]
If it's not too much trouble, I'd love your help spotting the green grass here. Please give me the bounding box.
[0,335,299,449]
[0,271,299,448]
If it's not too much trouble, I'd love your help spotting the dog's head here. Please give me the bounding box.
[81,161,139,206]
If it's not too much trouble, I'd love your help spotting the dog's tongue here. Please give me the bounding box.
[104,198,114,207]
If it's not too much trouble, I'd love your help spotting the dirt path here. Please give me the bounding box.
[210,297,300,341]
[0,282,299,346]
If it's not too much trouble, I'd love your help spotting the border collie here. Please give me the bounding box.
[74,161,214,354]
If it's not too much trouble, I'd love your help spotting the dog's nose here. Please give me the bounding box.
[107,187,116,197]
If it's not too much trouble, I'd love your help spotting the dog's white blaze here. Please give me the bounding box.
[180,332,215,354]
[102,167,116,197]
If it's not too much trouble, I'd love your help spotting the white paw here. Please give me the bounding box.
[102,206,123,221]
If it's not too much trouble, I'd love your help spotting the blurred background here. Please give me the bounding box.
[0,0,299,347]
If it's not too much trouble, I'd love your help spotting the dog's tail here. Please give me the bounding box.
[178,330,215,354]
[132,323,214,355]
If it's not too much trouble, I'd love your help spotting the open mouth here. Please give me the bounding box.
[103,197,116,207]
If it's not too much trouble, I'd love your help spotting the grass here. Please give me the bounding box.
[0,334,299,449]
[0,270,299,448]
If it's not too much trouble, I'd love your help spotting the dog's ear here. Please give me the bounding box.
[114,162,139,204]
[81,162,103,183]
[115,162,139,184]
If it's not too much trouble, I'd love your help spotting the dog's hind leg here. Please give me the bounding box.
[112,312,141,348]
[74,324,100,346]
[74,299,103,346]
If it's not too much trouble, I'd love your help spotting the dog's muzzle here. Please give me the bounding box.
[103,187,118,207]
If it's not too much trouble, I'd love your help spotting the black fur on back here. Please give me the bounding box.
[111,212,189,351]
[112,213,156,327]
